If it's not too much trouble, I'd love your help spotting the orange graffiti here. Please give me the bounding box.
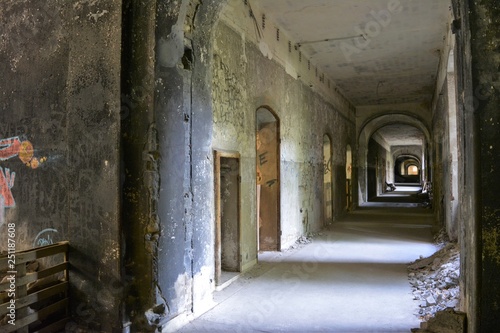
[30,157,40,169]
[19,140,34,164]
[0,136,45,169]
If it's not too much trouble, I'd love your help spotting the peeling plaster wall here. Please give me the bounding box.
[0,0,122,331]
[212,19,356,253]
[127,1,229,331]
[122,0,205,330]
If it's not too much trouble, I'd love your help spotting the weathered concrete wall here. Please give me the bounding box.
[121,0,159,330]
[124,1,227,331]
[451,0,480,332]
[0,0,122,331]
[466,0,500,331]
[122,0,217,330]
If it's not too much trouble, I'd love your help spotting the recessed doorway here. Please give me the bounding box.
[323,135,333,225]
[346,144,353,211]
[214,151,241,286]
[256,107,280,251]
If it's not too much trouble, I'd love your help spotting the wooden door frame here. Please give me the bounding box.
[214,150,241,285]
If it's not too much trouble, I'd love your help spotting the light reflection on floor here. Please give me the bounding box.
[175,206,437,333]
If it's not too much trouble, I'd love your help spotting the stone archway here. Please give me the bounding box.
[357,114,431,204]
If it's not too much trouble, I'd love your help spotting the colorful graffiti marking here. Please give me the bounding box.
[0,136,46,226]
[34,228,58,247]
[0,136,46,169]
[0,167,15,207]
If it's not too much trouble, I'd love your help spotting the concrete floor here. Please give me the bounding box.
[175,205,437,333]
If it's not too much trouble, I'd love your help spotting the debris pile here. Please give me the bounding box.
[288,231,324,250]
[408,236,460,321]
[296,235,312,245]
[411,308,466,333]
[287,235,311,250]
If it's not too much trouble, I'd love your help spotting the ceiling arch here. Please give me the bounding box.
[358,113,430,146]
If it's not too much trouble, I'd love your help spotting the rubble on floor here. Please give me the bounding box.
[295,235,312,245]
[288,232,324,250]
[408,230,460,322]
[411,308,466,333]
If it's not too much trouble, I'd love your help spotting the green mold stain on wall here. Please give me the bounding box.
[483,208,500,265]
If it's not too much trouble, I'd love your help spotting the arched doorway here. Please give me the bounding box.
[256,107,280,251]
[357,116,431,203]
[394,155,422,184]
[346,144,353,211]
[323,135,333,225]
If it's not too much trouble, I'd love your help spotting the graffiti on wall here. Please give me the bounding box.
[0,136,46,226]
[33,228,59,247]
[212,55,245,129]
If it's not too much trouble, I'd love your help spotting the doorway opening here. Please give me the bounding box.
[256,107,280,251]
[323,135,333,225]
[346,144,352,211]
[214,151,241,287]
[395,155,422,184]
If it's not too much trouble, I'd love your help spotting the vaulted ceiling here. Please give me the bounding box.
[253,0,451,147]
[254,0,451,106]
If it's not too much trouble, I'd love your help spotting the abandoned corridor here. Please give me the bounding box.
[3,0,500,332]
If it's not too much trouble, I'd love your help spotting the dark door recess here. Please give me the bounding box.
[214,151,241,285]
